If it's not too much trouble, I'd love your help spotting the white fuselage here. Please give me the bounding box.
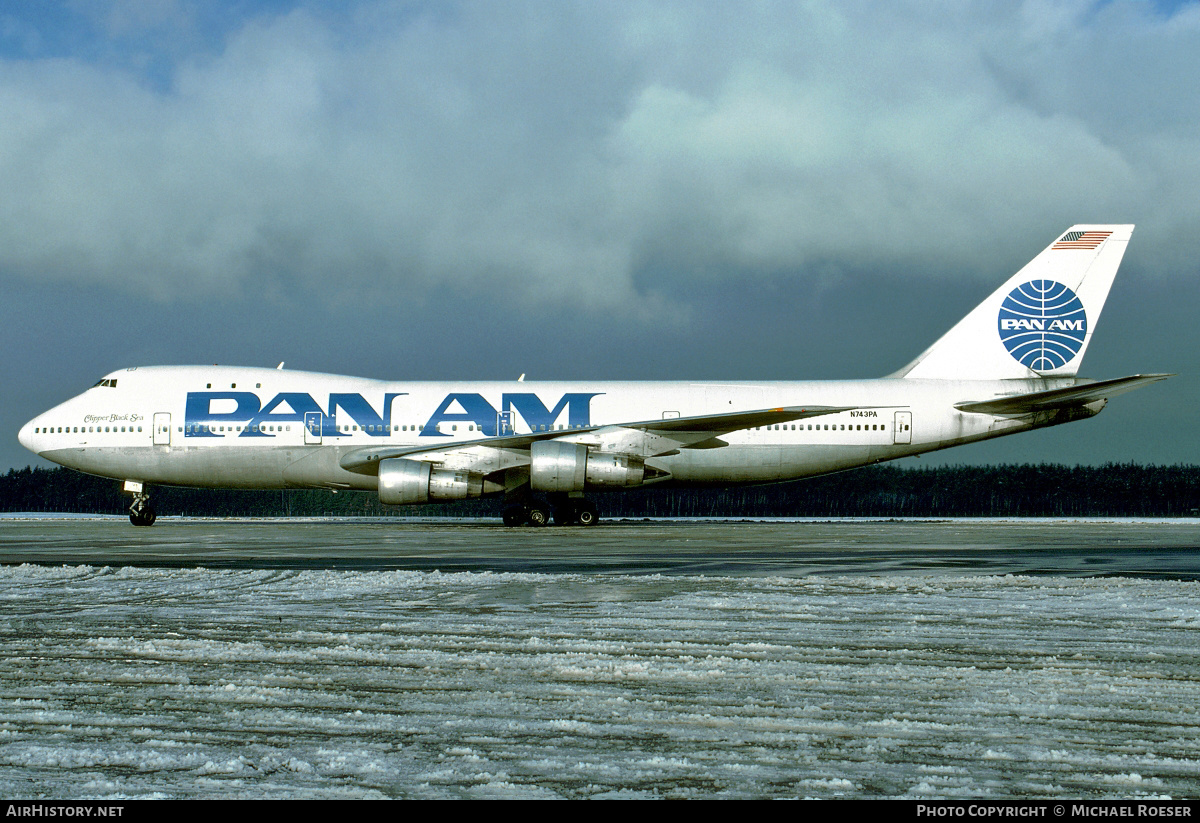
[18,365,1090,494]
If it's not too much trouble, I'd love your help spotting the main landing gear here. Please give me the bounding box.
[125,481,157,527]
[501,495,599,527]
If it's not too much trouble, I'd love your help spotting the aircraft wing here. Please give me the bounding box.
[954,374,1172,415]
[339,404,853,473]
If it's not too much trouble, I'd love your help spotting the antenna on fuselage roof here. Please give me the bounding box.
[277,362,285,370]
[518,373,525,382]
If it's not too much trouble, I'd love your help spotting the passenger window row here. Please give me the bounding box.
[755,423,888,431]
[188,425,294,433]
[35,426,141,433]
[37,421,897,436]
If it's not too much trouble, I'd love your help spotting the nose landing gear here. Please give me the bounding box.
[124,481,157,527]
[129,494,156,526]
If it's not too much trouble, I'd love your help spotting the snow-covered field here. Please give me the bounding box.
[1,520,1198,799]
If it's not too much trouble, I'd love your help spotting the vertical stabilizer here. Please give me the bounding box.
[896,225,1133,380]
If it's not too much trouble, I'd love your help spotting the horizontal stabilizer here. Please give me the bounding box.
[955,374,1172,415]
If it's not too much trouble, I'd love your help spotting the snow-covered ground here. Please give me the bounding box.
[2,530,1199,798]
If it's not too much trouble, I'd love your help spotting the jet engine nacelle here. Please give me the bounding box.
[530,440,645,492]
[378,458,484,505]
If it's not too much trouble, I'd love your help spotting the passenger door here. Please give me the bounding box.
[153,413,171,446]
[304,411,323,445]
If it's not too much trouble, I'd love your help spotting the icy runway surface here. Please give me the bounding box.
[2,520,1199,798]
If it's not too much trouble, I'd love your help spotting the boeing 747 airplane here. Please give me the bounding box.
[19,225,1169,526]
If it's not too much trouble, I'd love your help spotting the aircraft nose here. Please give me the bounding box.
[17,416,40,455]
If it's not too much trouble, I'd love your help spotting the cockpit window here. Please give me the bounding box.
[92,378,117,388]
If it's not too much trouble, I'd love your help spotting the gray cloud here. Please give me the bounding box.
[1,1,1198,315]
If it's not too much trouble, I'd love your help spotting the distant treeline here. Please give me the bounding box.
[2,463,1199,518]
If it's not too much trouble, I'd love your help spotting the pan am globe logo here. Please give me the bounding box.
[997,280,1087,371]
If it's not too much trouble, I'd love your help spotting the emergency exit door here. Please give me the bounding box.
[893,411,912,445]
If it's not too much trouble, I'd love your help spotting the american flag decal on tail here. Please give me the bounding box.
[1052,230,1112,250]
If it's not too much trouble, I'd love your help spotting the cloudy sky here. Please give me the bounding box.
[3,0,1198,475]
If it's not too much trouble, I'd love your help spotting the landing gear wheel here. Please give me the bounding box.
[526,504,551,527]
[129,502,156,527]
[575,501,598,526]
